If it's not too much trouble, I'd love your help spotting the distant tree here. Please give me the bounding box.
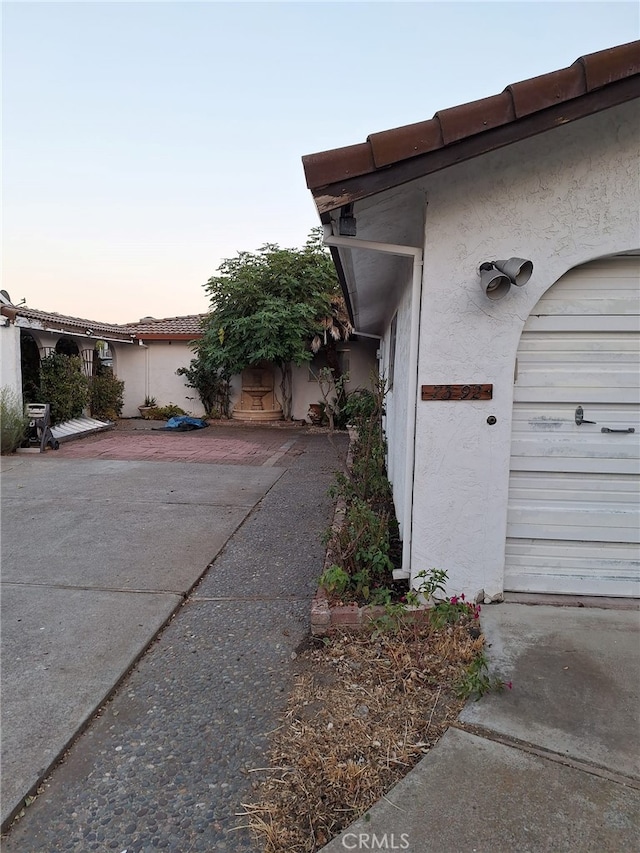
[191,229,352,419]
[176,351,231,418]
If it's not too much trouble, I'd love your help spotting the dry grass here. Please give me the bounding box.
[241,619,484,852]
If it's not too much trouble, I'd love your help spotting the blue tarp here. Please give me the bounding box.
[164,416,209,430]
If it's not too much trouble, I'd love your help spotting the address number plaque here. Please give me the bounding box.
[421,384,493,401]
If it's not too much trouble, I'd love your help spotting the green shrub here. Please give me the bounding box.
[39,354,89,424]
[90,365,124,421]
[1,387,29,454]
[147,403,186,420]
[176,360,231,418]
[341,387,376,424]
[322,374,399,603]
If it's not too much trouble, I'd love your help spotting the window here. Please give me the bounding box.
[308,349,349,381]
[388,314,398,389]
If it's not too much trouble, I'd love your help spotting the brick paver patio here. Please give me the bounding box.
[53,422,304,466]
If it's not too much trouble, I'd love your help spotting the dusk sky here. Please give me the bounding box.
[3,1,638,324]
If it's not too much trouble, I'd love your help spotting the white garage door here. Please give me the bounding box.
[505,256,640,597]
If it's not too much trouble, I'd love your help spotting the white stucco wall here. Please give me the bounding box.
[406,102,639,600]
[118,341,206,417]
[382,276,414,535]
[0,323,22,397]
[289,340,379,422]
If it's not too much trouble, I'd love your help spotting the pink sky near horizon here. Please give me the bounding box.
[3,1,638,325]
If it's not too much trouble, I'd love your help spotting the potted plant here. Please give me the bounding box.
[307,401,325,425]
[138,396,157,419]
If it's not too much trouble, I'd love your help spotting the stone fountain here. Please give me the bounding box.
[232,363,283,422]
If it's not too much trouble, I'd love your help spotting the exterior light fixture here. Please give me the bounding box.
[479,257,533,300]
[338,204,357,237]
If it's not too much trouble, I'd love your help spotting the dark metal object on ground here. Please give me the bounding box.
[25,403,59,452]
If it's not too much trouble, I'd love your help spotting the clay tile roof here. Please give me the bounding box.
[125,314,207,339]
[16,306,135,340]
[299,142,376,188]
[13,305,207,342]
[303,40,640,210]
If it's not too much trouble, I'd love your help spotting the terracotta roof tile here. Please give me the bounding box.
[126,314,206,338]
[13,306,207,341]
[303,142,376,189]
[436,90,515,145]
[368,118,443,169]
[17,307,134,339]
[302,40,640,201]
[581,40,640,89]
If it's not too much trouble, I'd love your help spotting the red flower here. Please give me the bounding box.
[506,681,513,690]
[450,595,459,605]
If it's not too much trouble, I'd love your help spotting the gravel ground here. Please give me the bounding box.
[2,432,348,853]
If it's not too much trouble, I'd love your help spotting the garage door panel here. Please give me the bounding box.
[509,472,639,503]
[506,256,640,597]
[506,538,637,563]
[512,404,637,422]
[511,439,638,462]
[525,315,638,332]
[532,297,639,315]
[508,523,638,543]
[503,571,640,597]
[505,540,640,597]
[510,455,640,475]
[514,368,639,389]
[518,332,638,355]
[514,387,640,404]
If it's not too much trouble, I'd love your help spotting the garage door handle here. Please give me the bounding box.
[601,427,635,434]
[575,406,596,425]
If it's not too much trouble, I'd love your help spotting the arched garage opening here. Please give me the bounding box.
[505,255,639,598]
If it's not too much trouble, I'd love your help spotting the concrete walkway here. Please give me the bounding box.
[320,602,640,853]
[2,423,334,845]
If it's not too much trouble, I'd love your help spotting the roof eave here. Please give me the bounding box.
[310,77,639,216]
[135,333,202,341]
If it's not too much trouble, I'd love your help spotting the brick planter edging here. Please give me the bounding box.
[311,586,433,636]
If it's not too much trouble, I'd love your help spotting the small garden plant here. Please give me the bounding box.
[1,386,29,454]
[319,374,401,605]
[145,403,187,420]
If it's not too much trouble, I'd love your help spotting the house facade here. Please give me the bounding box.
[119,315,208,417]
[303,41,640,601]
[1,301,377,424]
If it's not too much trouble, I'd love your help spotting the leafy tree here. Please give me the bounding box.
[193,229,351,419]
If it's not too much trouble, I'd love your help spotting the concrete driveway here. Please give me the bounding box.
[0,424,301,828]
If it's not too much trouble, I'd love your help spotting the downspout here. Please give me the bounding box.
[323,231,424,583]
[137,339,150,402]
